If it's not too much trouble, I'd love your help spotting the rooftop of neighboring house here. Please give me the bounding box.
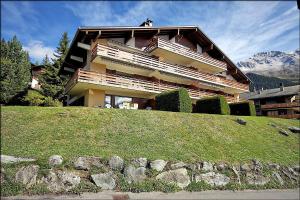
[60,19,249,83]
[241,85,300,100]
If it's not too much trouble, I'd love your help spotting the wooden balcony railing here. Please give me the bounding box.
[65,69,237,102]
[261,102,300,110]
[92,43,248,91]
[144,37,227,71]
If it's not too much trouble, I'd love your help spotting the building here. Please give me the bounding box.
[60,20,250,109]
[241,84,300,119]
[30,64,44,90]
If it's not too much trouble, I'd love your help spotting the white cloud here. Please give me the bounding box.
[64,1,300,63]
[23,40,55,62]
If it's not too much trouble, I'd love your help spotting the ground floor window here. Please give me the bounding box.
[105,95,151,109]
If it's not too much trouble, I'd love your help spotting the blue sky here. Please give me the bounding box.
[1,1,299,63]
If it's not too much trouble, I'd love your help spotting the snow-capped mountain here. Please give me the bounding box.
[237,49,300,80]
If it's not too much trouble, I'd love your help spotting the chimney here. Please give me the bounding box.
[280,83,284,91]
[139,18,153,27]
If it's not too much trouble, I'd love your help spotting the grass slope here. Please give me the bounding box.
[1,106,299,165]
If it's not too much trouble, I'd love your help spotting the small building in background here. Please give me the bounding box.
[240,84,300,119]
[30,64,45,90]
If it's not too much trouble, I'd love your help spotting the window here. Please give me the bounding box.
[105,95,112,108]
[115,96,132,108]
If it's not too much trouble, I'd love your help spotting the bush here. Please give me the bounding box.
[194,95,230,115]
[155,88,192,113]
[229,101,256,116]
[23,90,46,106]
[44,97,63,107]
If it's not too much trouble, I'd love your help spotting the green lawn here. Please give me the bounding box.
[1,106,299,165]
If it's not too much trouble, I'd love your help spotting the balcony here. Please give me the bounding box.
[65,69,237,103]
[144,37,227,73]
[91,43,248,92]
[261,102,300,110]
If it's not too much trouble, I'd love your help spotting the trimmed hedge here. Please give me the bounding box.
[194,95,230,115]
[229,101,256,116]
[155,88,192,113]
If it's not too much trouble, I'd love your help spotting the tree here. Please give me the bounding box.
[0,36,31,104]
[39,32,70,98]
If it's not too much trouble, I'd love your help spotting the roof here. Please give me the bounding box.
[241,85,300,100]
[61,25,250,83]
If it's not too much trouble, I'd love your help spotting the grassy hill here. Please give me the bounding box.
[1,106,299,165]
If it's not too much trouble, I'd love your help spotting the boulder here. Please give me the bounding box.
[252,159,263,172]
[216,163,228,171]
[91,172,116,190]
[236,118,246,125]
[170,162,187,170]
[279,129,289,136]
[272,172,284,185]
[282,168,298,180]
[48,155,63,166]
[246,173,269,185]
[288,126,300,133]
[132,158,147,168]
[150,160,167,172]
[74,156,103,170]
[15,165,39,188]
[293,165,300,173]
[156,168,190,189]
[1,155,36,164]
[124,165,146,183]
[109,156,124,171]
[195,172,230,186]
[240,163,252,172]
[268,163,280,170]
[201,161,214,171]
[42,170,80,192]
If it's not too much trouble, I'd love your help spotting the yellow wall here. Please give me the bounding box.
[90,62,106,73]
[84,89,105,107]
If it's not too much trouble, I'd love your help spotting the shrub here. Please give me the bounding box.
[155,88,192,113]
[194,95,230,115]
[44,97,63,107]
[23,90,46,106]
[229,101,256,116]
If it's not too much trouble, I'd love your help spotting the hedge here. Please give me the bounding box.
[194,95,230,115]
[155,88,192,113]
[229,101,256,116]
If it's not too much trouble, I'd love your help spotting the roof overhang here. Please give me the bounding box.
[61,26,250,83]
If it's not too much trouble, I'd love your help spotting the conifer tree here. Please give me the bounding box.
[39,32,70,98]
[0,36,31,104]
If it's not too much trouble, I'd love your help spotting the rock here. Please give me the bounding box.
[109,156,124,171]
[74,156,103,170]
[48,155,63,166]
[156,168,190,189]
[186,164,197,171]
[150,160,167,172]
[288,126,300,133]
[91,172,116,190]
[288,167,299,176]
[43,170,80,192]
[268,163,280,170]
[132,158,147,168]
[272,172,284,185]
[124,165,146,183]
[15,165,39,188]
[236,118,246,125]
[232,166,241,185]
[282,168,298,180]
[252,159,263,171]
[201,161,214,171]
[216,163,228,171]
[279,129,289,136]
[195,172,230,186]
[246,173,269,185]
[292,165,300,173]
[240,163,252,172]
[1,155,36,164]
[170,162,187,170]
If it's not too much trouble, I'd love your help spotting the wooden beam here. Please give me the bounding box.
[64,67,75,72]
[70,55,83,62]
[77,42,91,50]
[131,30,135,38]
[203,44,214,52]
